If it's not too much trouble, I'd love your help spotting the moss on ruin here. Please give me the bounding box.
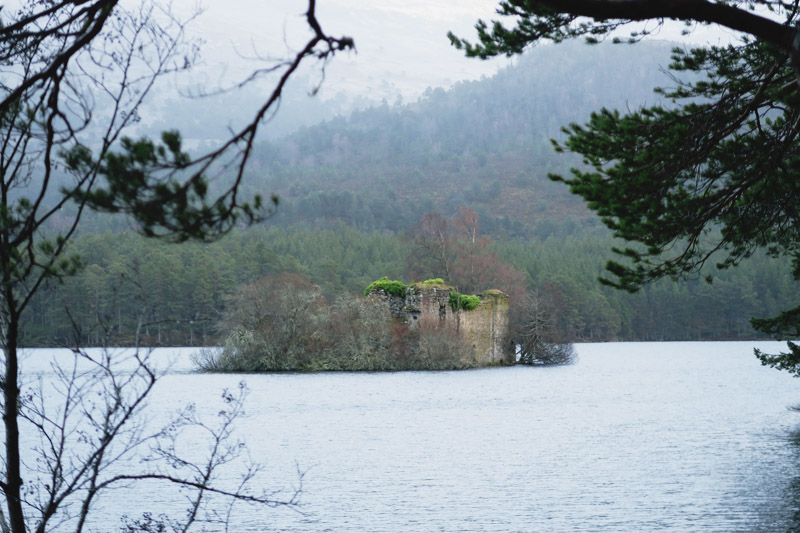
[364,276,408,297]
[449,291,481,312]
[367,276,480,312]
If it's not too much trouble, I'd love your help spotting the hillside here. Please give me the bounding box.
[246,40,682,235]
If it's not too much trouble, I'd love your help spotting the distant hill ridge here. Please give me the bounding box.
[249,40,680,236]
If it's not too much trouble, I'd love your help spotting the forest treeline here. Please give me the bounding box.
[21,223,799,347]
[23,41,796,348]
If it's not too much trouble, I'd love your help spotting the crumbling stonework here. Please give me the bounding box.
[368,283,513,365]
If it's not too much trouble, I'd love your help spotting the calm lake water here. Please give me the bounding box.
[17,341,800,531]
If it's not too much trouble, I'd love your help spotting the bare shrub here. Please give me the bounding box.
[407,316,475,370]
[212,274,329,371]
[527,342,577,365]
[191,347,227,371]
[208,279,401,372]
[313,296,395,371]
[517,290,577,365]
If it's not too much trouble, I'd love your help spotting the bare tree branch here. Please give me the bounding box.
[0,1,349,530]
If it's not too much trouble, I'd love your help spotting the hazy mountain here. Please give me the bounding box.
[245,40,683,236]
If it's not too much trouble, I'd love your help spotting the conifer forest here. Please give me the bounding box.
[21,42,800,348]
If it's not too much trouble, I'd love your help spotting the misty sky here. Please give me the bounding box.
[143,0,746,142]
[181,0,509,103]
[181,0,739,105]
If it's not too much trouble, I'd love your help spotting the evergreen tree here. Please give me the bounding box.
[452,1,800,374]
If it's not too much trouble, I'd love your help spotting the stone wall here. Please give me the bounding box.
[367,284,513,365]
[457,290,511,364]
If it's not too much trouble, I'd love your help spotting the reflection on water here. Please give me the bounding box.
[783,430,800,531]
[18,342,800,531]
[783,476,800,531]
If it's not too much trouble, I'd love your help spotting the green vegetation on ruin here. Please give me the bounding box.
[366,277,479,312]
[449,291,481,312]
[364,276,409,297]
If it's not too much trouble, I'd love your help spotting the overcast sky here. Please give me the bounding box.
[179,0,741,105]
[181,0,513,102]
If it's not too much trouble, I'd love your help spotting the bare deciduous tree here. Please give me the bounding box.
[415,316,473,369]
[22,349,295,532]
[0,1,351,530]
[517,290,576,366]
[214,274,327,371]
[407,212,454,283]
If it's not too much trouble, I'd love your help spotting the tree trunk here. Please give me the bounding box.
[2,312,25,532]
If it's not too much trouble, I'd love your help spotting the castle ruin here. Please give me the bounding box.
[367,282,513,365]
